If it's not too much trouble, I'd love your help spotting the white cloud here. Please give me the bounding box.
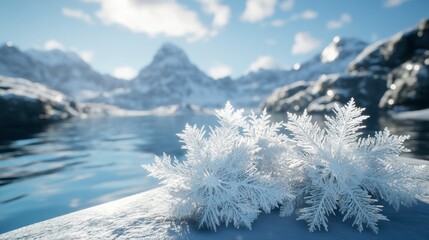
[62,7,93,24]
[280,0,294,11]
[94,0,208,42]
[327,13,352,29]
[198,0,230,28]
[384,0,409,7]
[208,64,232,79]
[241,0,277,23]
[112,66,138,80]
[272,10,317,27]
[43,39,94,63]
[290,10,318,21]
[72,49,94,63]
[291,32,321,55]
[245,56,283,73]
[271,19,285,27]
[87,0,230,41]
[265,39,277,45]
[44,39,65,51]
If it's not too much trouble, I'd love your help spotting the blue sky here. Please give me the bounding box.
[1,0,428,79]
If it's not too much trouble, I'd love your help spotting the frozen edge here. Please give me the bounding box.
[391,108,429,121]
[1,158,428,240]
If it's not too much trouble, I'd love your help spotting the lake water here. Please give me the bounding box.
[0,114,428,233]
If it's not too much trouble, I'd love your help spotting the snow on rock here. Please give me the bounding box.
[0,158,428,240]
[264,19,429,114]
[379,50,429,111]
[353,19,429,111]
[0,76,81,126]
[233,37,367,108]
[349,19,429,74]
[263,73,386,114]
[0,76,201,127]
[0,44,124,101]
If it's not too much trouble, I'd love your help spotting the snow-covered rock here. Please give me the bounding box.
[105,43,229,110]
[263,73,386,113]
[0,44,124,101]
[352,19,429,111]
[0,76,81,126]
[264,19,429,114]
[234,37,367,107]
[378,50,429,110]
[0,158,427,240]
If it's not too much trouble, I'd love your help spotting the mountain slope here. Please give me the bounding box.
[263,19,429,114]
[109,43,228,110]
[233,37,368,107]
[0,44,124,100]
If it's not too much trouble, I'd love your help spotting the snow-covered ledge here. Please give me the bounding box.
[1,158,428,240]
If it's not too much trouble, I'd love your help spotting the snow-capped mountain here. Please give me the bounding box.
[108,43,229,109]
[0,44,124,100]
[263,19,429,114]
[233,37,367,107]
[0,37,367,111]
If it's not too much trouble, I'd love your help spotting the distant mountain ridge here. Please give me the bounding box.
[0,36,367,110]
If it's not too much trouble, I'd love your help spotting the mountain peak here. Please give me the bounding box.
[0,42,21,54]
[321,36,367,63]
[151,43,190,67]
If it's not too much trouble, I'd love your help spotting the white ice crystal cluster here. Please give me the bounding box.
[143,99,426,233]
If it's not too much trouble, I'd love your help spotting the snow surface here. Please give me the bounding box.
[1,158,428,240]
[82,103,212,118]
[391,108,429,121]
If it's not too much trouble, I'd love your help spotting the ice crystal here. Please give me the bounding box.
[143,99,425,233]
[143,102,286,231]
[284,99,425,233]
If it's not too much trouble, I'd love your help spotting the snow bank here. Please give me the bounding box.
[82,103,212,118]
[1,158,428,240]
[391,108,429,121]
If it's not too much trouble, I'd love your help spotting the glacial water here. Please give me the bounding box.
[0,114,428,233]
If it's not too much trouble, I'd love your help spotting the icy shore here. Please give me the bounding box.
[1,158,428,240]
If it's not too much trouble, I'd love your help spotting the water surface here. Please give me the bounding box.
[0,114,427,233]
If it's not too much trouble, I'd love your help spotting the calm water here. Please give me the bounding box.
[0,114,428,233]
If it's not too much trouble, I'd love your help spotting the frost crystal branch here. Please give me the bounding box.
[143,102,287,231]
[143,99,425,233]
[285,99,425,233]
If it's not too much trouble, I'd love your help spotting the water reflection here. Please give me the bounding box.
[0,115,217,233]
[376,117,429,160]
[0,114,427,233]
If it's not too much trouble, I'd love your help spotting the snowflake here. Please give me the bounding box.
[284,98,426,233]
[143,102,286,231]
[143,99,425,234]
